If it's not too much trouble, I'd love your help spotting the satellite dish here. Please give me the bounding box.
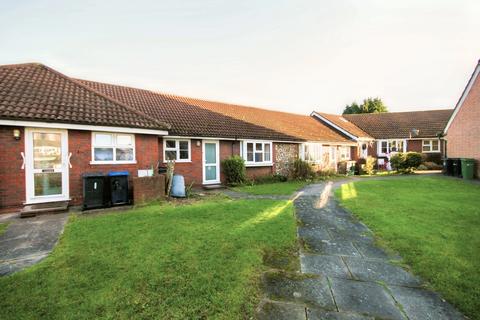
[410,128,420,137]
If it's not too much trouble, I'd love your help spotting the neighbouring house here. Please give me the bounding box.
[314,109,453,166]
[444,60,480,177]
[0,63,359,212]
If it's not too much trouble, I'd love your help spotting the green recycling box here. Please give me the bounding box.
[461,158,475,180]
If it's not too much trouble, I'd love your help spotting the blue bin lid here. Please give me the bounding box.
[108,171,129,176]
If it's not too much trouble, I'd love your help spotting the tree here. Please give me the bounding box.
[343,97,388,114]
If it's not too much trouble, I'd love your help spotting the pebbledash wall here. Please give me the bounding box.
[446,71,480,177]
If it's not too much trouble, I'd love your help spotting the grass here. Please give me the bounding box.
[232,180,308,195]
[0,223,8,236]
[0,196,297,319]
[335,176,480,319]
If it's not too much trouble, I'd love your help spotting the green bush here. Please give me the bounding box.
[423,161,443,170]
[291,159,315,180]
[417,164,428,170]
[363,156,376,175]
[221,156,246,186]
[390,152,423,173]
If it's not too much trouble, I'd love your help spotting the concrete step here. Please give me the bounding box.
[20,201,69,218]
[202,184,224,190]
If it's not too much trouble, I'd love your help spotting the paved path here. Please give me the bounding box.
[258,180,465,320]
[0,213,68,276]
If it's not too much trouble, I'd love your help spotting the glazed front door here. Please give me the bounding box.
[25,128,69,204]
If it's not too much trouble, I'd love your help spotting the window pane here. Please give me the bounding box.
[116,148,134,161]
[381,141,388,153]
[179,141,189,151]
[255,143,262,151]
[432,140,439,150]
[264,144,271,161]
[117,134,132,146]
[247,143,254,161]
[422,146,430,152]
[165,140,176,149]
[165,150,177,161]
[179,150,189,159]
[33,132,62,169]
[205,143,216,164]
[255,152,263,162]
[205,165,217,181]
[95,133,112,146]
[34,172,62,196]
[94,148,113,161]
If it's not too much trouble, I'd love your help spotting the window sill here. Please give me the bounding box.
[162,160,192,163]
[245,162,273,167]
[90,161,137,165]
[422,151,441,153]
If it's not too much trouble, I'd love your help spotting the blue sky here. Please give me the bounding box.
[1,0,479,114]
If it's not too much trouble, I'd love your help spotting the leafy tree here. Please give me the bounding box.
[343,97,388,114]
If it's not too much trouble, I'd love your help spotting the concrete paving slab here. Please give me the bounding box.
[329,277,405,320]
[301,254,351,279]
[263,273,336,310]
[343,256,422,287]
[298,226,332,241]
[352,241,395,260]
[389,285,465,320]
[257,300,306,320]
[306,308,374,320]
[303,238,362,257]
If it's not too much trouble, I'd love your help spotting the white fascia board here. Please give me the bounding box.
[310,112,359,140]
[444,61,480,134]
[0,120,168,135]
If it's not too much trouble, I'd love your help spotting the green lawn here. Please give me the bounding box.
[335,176,480,319]
[0,223,8,236]
[0,196,296,319]
[232,180,308,195]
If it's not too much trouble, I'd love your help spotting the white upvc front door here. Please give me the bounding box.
[25,128,70,204]
[202,140,220,184]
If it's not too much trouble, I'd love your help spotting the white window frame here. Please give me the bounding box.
[301,143,323,164]
[422,139,441,153]
[90,132,136,164]
[377,139,407,156]
[163,139,191,163]
[339,146,351,161]
[243,140,273,166]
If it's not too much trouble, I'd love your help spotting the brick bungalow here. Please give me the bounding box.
[0,63,359,212]
[444,60,480,177]
[313,109,453,165]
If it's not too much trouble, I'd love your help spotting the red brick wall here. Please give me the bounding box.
[0,127,25,211]
[246,166,273,179]
[68,130,159,206]
[133,175,166,205]
[447,72,480,177]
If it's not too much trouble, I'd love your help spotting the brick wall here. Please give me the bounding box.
[447,72,480,177]
[0,126,25,211]
[133,175,166,205]
[68,130,159,206]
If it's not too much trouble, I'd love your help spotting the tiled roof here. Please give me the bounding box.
[343,109,454,139]
[79,79,354,143]
[312,112,372,139]
[0,63,169,131]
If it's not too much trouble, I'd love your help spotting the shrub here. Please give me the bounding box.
[389,152,423,173]
[405,152,423,169]
[423,161,443,170]
[291,159,315,180]
[221,156,246,186]
[363,156,376,175]
[417,164,428,170]
[317,168,337,178]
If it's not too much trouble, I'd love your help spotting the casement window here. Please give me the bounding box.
[339,146,351,160]
[243,141,272,165]
[377,139,406,156]
[302,143,323,163]
[163,139,191,162]
[422,139,440,153]
[91,132,135,164]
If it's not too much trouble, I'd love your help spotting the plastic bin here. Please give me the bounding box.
[108,171,129,205]
[461,158,475,180]
[451,158,462,177]
[83,173,108,209]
